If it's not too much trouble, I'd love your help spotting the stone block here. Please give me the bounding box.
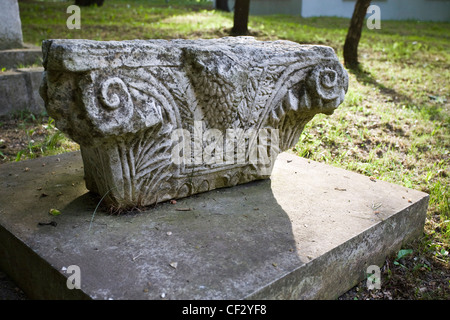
[40,37,349,209]
[0,67,45,116]
[0,44,43,70]
[0,152,428,299]
[0,0,23,50]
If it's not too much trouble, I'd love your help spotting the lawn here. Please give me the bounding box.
[2,0,449,299]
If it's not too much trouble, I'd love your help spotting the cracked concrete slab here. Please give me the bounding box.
[0,152,428,299]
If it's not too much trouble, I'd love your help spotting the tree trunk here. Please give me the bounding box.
[231,0,250,36]
[75,0,104,7]
[343,0,371,69]
[216,0,230,12]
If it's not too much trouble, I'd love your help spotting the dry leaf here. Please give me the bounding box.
[175,208,191,211]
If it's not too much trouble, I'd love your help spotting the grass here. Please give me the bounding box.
[4,0,449,299]
[0,111,79,162]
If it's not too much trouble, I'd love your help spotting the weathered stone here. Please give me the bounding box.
[40,37,348,208]
[0,0,44,117]
[0,152,429,300]
[0,67,45,116]
[0,0,23,50]
[0,44,42,70]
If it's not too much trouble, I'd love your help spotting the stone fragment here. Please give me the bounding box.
[0,0,23,50]
[40,37,348,209]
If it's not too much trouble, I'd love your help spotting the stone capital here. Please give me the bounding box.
[40,37,348,209]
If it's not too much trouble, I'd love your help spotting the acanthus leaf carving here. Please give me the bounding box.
[41,37,349,209]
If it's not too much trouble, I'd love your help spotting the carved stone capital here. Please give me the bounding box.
[40,37,348,209]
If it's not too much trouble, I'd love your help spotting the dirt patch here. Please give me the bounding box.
[0,115,79,164]
[339,238,450,300]
[0,271,27,300]
[0,117,45,162]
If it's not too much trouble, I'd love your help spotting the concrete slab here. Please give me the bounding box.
[0,151,428,300]
[0,66,45,116]
[0,44,42,70]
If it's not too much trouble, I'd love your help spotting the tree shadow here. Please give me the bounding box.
[348,66,413,106]
[348,66,448,122]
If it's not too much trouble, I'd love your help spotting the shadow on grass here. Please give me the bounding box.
[348,66,448,122]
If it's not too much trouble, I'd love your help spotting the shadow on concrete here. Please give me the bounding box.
[0,151,429,299]
[0,152,305,299]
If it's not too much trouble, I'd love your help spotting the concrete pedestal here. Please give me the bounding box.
[0,152,428,299]
[0,44,44,117]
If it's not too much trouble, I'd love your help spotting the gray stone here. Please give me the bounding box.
[0,0,23,50]
[40,37,349,209]
[0,152,428,299]
[0,44,42,70]
[0,67,45,116]
[0,2,44,117]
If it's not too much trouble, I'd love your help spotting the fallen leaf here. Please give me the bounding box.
[49,208,61,216]
[169,262,178,269]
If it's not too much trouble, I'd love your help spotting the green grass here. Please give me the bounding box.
[20,0,225,43]
[0,111,79,162]
[11,0,450,298]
